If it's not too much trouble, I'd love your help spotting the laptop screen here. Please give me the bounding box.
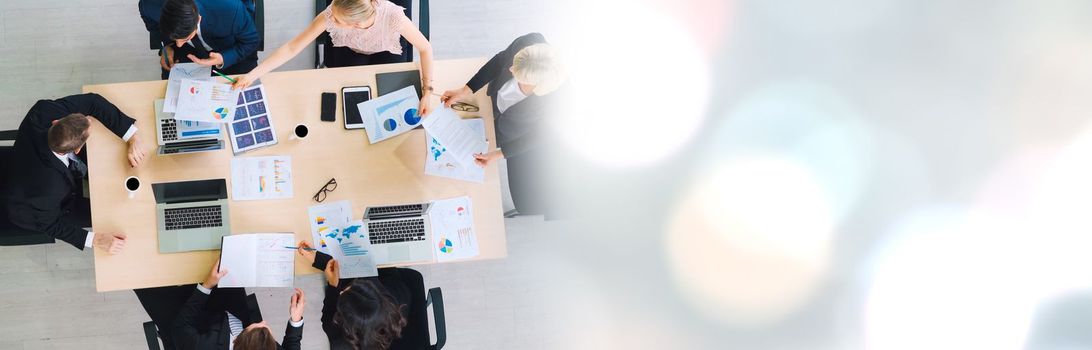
[152,179,227,204]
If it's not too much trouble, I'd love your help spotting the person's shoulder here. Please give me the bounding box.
[508,33,548,52]
[198,0,247,15]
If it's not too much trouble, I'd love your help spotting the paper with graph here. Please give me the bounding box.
[307,202,377,278]
[421,108,488,168]
[218,233,295,288]
[164,63,211,113]
[357,85,422,144]
[174,79,239,124]
[428,196,479,262]
[425,118,486,183]
[230,156,293,201]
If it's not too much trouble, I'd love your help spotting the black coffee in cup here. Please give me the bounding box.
[294,124,309,138]
[126,177,140,191]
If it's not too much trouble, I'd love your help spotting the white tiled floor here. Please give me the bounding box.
[0,0,565,348]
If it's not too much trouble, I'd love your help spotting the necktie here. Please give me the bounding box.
[67,156,87,180]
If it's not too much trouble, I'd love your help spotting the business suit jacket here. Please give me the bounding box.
[138,0,260,70]
[172,288,302,350]
[1,93,135,249]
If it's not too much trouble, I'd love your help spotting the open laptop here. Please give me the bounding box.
[153,179,231,253]
[362,202,435,264]
[154,99,225,155]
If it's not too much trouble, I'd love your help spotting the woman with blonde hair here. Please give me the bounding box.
[233,0,434,115]
[441,33,567,216]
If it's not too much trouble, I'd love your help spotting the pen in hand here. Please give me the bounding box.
[284,246,317,251]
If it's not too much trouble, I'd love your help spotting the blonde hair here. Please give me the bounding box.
[512,44,566,95]
[331,0,377,24]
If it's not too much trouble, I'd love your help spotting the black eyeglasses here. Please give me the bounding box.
[312,178,337,202]
[451,102,479,112]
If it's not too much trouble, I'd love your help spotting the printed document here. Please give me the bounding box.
[421,108,488,168]
[219,233,295,288]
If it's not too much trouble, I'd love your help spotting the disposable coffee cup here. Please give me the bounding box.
[125,176,140,199]
[290,124,309,140]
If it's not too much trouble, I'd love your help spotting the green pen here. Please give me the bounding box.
[213,70,237,84]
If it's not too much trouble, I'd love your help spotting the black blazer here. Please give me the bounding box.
[171,288,303,350]
[1,93,134,249]
[465,33,563,159]
[312,253,429,350]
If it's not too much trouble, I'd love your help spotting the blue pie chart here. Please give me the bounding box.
[404,108,421,125]
[383,119,397,131]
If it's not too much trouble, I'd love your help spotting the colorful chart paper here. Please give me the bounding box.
[424,118,486,183]
[228,82,279,154]
[230,156,294,201]
[428,196,479,262]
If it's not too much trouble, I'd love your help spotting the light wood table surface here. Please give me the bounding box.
[82,58,505,292]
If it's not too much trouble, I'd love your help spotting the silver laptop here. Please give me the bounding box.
[153,179,231,253]
[154,99,225,155]
[363,202,435,264]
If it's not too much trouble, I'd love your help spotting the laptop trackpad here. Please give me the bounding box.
[387,245,411,262]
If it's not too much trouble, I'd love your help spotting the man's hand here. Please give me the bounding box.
[160,46,176,71]
[440,85,471,108]
[474,150,504,168]
[296,240,316,264]
[289,288,306,323]
[202,259,228,289]
[188,52,224,68]
[324,259,340,287]
[93,232,127,255]
[127,134,146,168]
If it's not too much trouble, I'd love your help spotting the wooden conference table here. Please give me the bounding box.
[82,58,506,292]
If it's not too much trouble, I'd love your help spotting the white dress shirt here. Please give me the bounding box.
[496,78,530,114]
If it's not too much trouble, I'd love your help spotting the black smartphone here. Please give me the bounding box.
[320,92,336,122]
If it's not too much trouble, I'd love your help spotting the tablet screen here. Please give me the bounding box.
[343,89,371,126]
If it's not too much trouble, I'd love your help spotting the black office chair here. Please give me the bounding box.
[425,287,447,349]
[146,0,265,52]
[313,0,430,68]
[0,129,56,246]
[136,285,263,350]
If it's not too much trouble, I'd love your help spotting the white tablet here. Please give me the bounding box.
[342,86,371,130]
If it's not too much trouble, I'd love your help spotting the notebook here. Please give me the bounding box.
[218,233,295,288]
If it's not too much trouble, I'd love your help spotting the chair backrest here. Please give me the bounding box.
[147,0,265,52]
[314,0,430,68]
[0,133,58,247]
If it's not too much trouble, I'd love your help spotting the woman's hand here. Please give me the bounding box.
[474,150,504,168]
[296,240,316,264]
[232,72,257,90]
[418,95,432,117]
[202,259,228,289]
[324,259,340,287]
[440,86,471,108]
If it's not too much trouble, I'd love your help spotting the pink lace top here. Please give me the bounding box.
[322,0,408,55]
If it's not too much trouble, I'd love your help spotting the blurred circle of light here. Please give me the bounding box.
[715,81,879,223]
[864,207,1040,350]
[556,0,711,168]
[666,155,835,326]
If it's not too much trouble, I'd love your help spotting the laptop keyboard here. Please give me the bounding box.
[161,118,178,142]
[366,204,425,219]
[368,218,426,244]
[164,206,223,231]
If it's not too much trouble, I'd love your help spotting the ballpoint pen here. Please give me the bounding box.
[284,246,317,251]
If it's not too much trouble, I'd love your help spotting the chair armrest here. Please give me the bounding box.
[426,287,446,349]
[143,321,162,350]
[254,0,265,51]
[0,130,18,141]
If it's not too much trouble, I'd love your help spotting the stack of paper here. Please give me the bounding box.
[425,118,486,183]
[164,63,211,113]
[174,79,239,124]
[421,108,488,168]
[307,201,378,278]
[428,196,479,262]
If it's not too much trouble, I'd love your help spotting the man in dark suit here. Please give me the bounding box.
[1,93,146,252]
[440,33,567,216]
[173,260,305,350]
[139,0,260,79]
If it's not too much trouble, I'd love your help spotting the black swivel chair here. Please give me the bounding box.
[313,0,430,68]
[146,0,265,52]
[0,129,56,246]
[137,285,264,350]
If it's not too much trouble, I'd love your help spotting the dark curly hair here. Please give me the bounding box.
[334,279,407,349]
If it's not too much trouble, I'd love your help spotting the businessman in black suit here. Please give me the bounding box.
[440,33,567,216]
[139,0,261,79]
[173,260,305,350]
[1,93,146,252]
